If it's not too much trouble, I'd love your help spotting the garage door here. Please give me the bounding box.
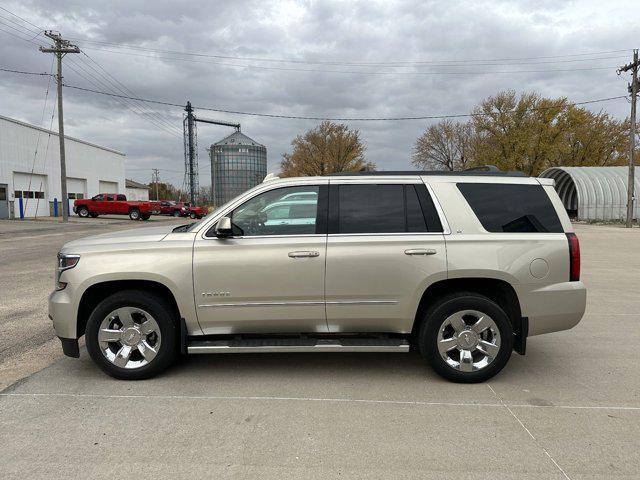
[99,180,118,194]
[67,177,87,200]
[13,172,48,218]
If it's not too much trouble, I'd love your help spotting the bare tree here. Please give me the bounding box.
[412,119,475,171]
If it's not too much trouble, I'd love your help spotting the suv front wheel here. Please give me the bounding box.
[85,290,177,380]
[419,292,513,383]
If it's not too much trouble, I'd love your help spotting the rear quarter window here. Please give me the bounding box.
[457,183,563,233]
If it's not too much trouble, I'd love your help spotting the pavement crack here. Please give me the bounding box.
[487,384,571,480]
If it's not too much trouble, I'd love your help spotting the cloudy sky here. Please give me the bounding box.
[0,0,638,187]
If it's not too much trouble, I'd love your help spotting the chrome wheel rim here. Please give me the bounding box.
[437,309,501,373]
[98,307,161,369]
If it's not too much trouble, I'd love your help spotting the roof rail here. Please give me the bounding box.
[325,169,526,177]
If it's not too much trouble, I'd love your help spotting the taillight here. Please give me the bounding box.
[566,233,580,281]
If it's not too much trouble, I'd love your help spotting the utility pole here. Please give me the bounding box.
[40,31,79,222]
[152,168,160,200]
[184,101,196,206]
[618,49,639,228]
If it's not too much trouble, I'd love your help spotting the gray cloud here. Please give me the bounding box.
[0,0,637,185]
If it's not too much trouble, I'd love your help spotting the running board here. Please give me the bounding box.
[187,337,410,354]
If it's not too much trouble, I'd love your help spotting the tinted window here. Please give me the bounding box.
[230,185,320,236]
[333,184,443,234]
[105,195,115,201]
[405,185,427,232]
[93,195,104,201]
[457,183,563,233]
[337,185,405,234]
[116,195,126,201]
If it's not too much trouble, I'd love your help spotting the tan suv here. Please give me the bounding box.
[49,171,586,382]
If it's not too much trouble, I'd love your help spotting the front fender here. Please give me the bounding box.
[53,236,201,338]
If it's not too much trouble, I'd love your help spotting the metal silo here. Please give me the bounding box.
[210,131,267,206]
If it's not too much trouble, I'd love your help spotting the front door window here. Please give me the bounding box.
[230,186,320,236]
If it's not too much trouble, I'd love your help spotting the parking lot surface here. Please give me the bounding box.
[1,222,638,479]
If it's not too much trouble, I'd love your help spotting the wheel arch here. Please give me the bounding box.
[412,278,523,340]
[77,279,181,338]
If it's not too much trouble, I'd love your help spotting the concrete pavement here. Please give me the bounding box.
[0,223,639,479]
[0,216,192,389]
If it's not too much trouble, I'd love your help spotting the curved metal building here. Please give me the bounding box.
[210,131,267,206]
[539,166,639,220]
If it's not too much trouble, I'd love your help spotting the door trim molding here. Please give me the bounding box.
[198,299,398,308]
[198,300,325,308]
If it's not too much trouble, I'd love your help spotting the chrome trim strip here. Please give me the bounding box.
[326,300,398,305]
[198,301,325,308]
[327,232,444,237]
[198,300,398,308]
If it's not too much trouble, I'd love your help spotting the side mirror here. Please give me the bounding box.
[215,216,233,238]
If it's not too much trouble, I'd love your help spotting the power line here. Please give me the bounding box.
[59,83,629,121]
[0,5,43,32]
[0,66,52,76]
[70,37,630,66]
[63,56,183,137]
[0,12,182,138]
[78,51,183,135]
[70,46,620,75]
[2,68,629,121]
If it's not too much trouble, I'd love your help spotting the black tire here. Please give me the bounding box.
[140,214,151,220]
[189,211,197,219]
[418,292,513,383]
[77,206,89,218]
[129,208,140,220]
[85,290,178,380]
[172,210,181,217]
[89,212,99,218]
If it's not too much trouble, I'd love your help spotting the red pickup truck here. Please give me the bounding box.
[154,200,189,217]
[74,194,160,220]
[183,203,208,219]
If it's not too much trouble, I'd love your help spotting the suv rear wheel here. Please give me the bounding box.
[418,292,513,383]
[85,290,177,380]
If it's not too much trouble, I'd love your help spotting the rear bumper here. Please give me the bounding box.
[515,281,586,336]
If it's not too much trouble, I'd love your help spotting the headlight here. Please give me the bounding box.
[56,253,80,290]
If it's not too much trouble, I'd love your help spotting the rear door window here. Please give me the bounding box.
[457,183,563,233]
[337,184,405,234]
[331,184,443,234]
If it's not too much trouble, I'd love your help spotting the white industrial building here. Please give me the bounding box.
[125,179,150,201]
[0,115,125,219]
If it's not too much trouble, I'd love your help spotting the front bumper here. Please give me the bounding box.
[515,281,587,336]
[48,288,77,340]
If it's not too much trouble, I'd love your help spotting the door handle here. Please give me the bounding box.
[404,248,437,256]
[288,251,320,258]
